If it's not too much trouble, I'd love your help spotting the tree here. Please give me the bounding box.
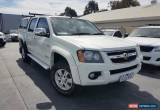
[59,12,65,16]
[83,0,99,15]
[110,0,140,10]
[61,7,77,17]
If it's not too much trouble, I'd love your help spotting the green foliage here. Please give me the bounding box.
[61,7,77,17]
[83,0,99,15]
[110,0,140,10]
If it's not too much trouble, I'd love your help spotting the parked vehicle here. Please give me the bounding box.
[9,33,19,42]
[101,29,124,38]
[19,16,142,95]
[126,26,160,66]
[0,32,6,47]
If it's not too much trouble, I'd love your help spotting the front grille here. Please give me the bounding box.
[140,45,154,52]
[110,65,138,75]
[143,56,151,61]
[107,49,137,63]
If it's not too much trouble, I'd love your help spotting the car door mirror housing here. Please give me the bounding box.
[124,33,129,38]
[34,28,49,37]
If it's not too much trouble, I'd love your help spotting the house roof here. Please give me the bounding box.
[80,4,160,23]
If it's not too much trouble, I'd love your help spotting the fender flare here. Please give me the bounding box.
[50,46,81,85]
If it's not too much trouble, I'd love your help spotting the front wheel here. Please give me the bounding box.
[51,62,77,96]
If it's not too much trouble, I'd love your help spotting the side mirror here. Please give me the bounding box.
[124,33,129,38]
[34,28,49,37]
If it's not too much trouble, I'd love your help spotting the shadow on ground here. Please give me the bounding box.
[16,59,160,110]
[139,64,160,79]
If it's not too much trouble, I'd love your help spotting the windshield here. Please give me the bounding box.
[51,17,103,36]
[129,28,160,38]
[102,31,114,36]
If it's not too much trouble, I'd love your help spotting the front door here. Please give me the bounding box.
[26,18,38,56]
[34,18,51,65]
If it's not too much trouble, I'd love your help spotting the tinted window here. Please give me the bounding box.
[37,18,50,33]
[28,18,38,32]
[114,31,122,38]
[20,19,29,29]
[129,28,160,38]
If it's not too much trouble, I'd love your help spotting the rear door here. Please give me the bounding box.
[26,18,38,56]
[19,18,29,38]
[34,17,51,65]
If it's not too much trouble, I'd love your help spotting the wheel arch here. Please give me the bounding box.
[50,46,81,85]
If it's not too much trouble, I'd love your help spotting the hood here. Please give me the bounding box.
[0,35,5,39]
[58,35,137,50]
[10,33,18,36]
[126,37,160,46]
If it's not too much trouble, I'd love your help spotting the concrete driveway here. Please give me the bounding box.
[0,43,160,110]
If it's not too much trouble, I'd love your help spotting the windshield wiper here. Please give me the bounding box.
[92,33,104,35]
[136,35,149,37]
[71,33,91,35]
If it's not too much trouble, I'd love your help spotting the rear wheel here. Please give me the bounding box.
[21,44,31,63]
[0,43,5,47]
[51,62,77,96]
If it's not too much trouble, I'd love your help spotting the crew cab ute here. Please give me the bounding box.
[126,26,160,66]
[19,16,142,95]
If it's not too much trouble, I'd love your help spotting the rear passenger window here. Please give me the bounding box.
[37,18,50,33]
[28,18,38,32]
[20,19,29,29]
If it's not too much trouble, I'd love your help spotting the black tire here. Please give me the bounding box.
[2,42,6,47]
[20,44,31,63]
[51,62,77,96]
[0,42,5,47]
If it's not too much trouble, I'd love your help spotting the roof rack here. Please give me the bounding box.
[29,12,47,16]
[21,12,50,18]
[21,15,34,17]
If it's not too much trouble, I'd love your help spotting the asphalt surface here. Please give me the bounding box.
[0,42,160,110]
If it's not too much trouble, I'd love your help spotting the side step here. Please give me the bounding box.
[28,54,50,70]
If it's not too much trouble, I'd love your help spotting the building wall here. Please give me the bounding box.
[0,14,22,33]
[96,19,160,34]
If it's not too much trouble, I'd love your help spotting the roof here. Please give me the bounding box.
[139,26,160,28]
[80,4,160,23]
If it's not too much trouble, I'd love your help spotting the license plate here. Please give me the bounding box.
[119,73,134,82]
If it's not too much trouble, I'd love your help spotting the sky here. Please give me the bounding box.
[0,0,160,15]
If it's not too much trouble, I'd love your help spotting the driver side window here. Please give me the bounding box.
[37,18,50,34]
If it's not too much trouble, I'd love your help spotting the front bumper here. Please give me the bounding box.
[11,36,18,41]
[142,51,160,66]
[76,52,142,86]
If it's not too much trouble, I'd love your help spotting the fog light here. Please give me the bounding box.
[88,72,101,80]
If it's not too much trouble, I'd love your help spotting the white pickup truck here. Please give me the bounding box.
[18,16,142,95]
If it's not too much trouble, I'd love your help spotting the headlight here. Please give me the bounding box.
[154,47,160,52]
[77,50,104,63]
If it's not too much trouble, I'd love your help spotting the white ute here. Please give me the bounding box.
[126,26,160,66]
[19,16,142,95]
